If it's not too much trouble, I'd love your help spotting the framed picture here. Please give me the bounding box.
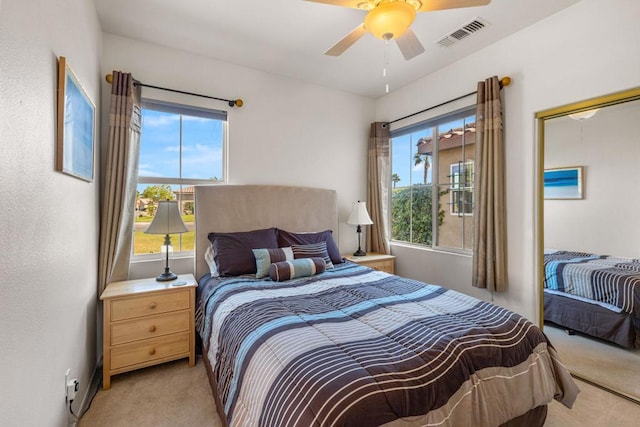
[56,56,95,182]
[544,166,584,199]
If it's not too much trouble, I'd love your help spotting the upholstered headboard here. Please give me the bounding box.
[194,185,338,280]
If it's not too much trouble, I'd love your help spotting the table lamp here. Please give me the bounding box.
[347,200,373,256]
[144,200,188,281]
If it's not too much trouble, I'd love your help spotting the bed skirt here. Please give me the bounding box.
[202,344,230,427]
[544,290,639,348]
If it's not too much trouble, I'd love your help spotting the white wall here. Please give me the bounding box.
[0,0,102,425]
[375,0,640,322]
[101,34,376,280]
[544,100,640,256]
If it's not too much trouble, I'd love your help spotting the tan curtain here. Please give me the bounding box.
[366,122,390,254]
[472,76,507,292]
[98,72,142,295]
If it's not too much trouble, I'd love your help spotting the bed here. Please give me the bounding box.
[543,250,640,348]
[194,185,578,427]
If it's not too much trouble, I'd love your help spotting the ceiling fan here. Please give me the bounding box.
[305,0,491,60]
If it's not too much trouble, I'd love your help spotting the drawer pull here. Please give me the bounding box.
[149,348,156,355]
[149,325,157,333]
[149,302,157,309]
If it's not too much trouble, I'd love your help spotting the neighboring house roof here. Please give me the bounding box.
[173,186,195,196]
[417,125,476,155]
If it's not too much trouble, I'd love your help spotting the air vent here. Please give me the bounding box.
[436,17,490,48]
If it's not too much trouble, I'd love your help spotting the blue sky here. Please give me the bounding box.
[392,130,433,187]
[138,109,224,190]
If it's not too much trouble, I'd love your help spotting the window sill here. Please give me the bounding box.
[131,252,195,264]
[389,241,472,258]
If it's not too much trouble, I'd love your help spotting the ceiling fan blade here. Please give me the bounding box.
[325,24,367,56]
[417,0,491,13]
[303,0,365,10]
[396,28,425,60]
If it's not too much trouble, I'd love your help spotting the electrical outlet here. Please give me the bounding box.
[65,369,79,402]
[66,378,79,401]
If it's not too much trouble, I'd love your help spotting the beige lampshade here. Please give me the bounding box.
[145,200,188,235]
[347,201,374,226]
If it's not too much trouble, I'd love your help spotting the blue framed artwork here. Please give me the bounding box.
[544,166,583,199]
[56,56,95,182]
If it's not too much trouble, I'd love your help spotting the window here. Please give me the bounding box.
[450,161,474,215]
[390,107,475,252]
[134,100,227,257]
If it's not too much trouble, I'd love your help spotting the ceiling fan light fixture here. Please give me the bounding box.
[364,1,417,40]
[568,108,600,121]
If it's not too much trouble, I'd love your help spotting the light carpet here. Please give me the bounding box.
[79,357,220,427]
[80,356,640,426]
[545,323,640,399]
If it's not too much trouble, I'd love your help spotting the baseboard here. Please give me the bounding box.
[73,356,103,423]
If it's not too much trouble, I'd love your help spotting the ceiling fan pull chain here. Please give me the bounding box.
[384,38,390,93]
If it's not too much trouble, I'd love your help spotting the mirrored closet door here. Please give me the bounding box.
[536,88,640,402]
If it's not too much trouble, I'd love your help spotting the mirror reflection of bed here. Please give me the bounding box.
[538,91,640,402]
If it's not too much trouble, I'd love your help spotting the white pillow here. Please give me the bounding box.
[204,244,219,277]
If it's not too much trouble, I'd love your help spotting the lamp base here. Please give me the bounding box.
[352,248,367,257]
[156,272,178,282]
[353,226,367,257]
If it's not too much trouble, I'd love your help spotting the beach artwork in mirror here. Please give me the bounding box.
[543,166,583,199]
[536,88,640,403]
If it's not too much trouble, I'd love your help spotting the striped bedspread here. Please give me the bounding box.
[543,250,640,316]
[197,262,577,427]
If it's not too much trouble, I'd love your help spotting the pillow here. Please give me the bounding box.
[291,242,334,269]
[277,229,343,264]
[208,227,278,276]
[252,247,294,278]
[204,244,219,277]
[269,257,326,282]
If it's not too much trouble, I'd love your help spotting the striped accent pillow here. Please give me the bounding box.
[252,247,294,278]
[277,229,343,265]
[291,242,334,269]
[268,257,326,282]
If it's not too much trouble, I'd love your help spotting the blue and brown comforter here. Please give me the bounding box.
[544,250,640,316]
[197,262,577,427]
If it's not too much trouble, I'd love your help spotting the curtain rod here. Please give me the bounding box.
[105,74,244,108]
[388,76,511,125]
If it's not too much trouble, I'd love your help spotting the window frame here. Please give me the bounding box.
[389,105,476,254]
[133,98,228,260]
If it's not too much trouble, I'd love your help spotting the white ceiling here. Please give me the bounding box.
[95,0,580,99]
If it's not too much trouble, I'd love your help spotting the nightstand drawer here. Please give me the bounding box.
[344,253,395,274]
[110,331,190,370]
[111,311,190,346]
[369,259,394,273]
[110,290,190,321]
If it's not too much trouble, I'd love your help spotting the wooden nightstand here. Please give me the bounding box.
[100,274,197,390]
[344,253,396,274]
